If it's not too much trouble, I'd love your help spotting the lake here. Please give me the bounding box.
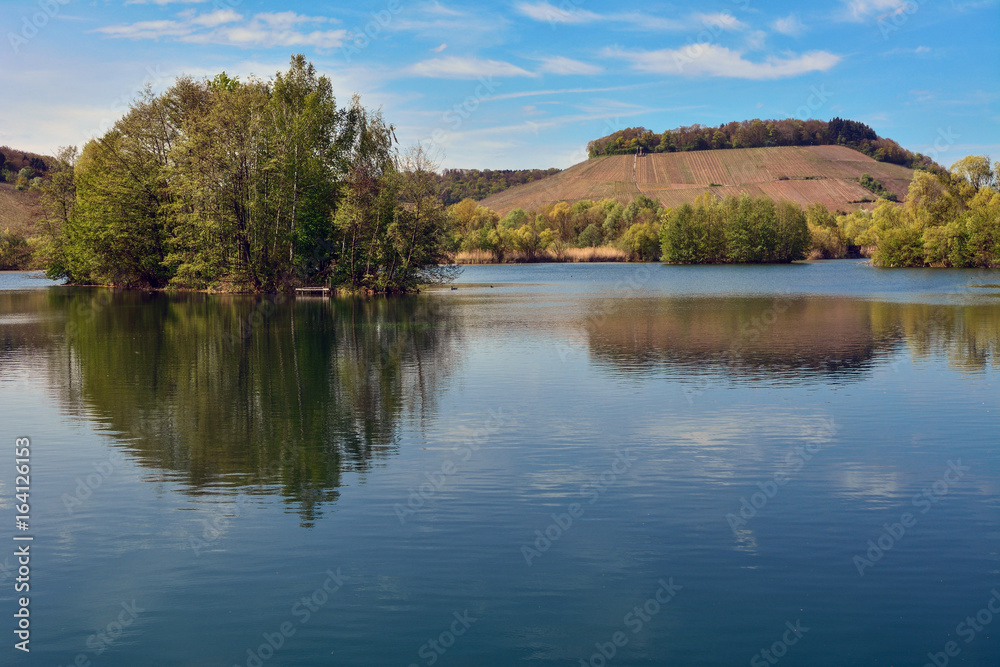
[1,262,998,666]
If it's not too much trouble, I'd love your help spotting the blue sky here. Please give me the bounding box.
[1,0,997,170]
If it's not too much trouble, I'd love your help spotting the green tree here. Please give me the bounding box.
[577,223,602,247]
[950,155,995,191]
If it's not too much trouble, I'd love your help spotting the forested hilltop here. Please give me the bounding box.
[35,56,453,293]
[588,118,937,170]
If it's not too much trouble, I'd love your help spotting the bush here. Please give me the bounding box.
[859,173,898,202]
[619,222,661,261]
[577,223,602,247]
[0,228,30,269]
[872,225,924,267]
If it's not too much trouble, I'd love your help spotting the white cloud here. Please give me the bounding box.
[537,56,602,75]
[95,11,346,49]
[482,85,640,102]
[514,1,601,24]
[515,3,745,32]
[696,13,747,32]
[189,10,241,28]
[431,43,448,53]
[745,30,768,50]
[842,0,909,21]
[407,56,536,78]
[617,12,687,31]
[96,19,192,40]
[605,44,841,80]
[388,3,508,48]
[255,12,333,29]
[772,14,806,36]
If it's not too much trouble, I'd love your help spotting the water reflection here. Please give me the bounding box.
[1,289,998,526]
[583,297,1000,380]
[1,290,462,525]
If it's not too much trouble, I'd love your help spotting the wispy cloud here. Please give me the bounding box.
[514,1,601,24]
[883,45,932,56]
[407,56,536,78]
[95,10,347,49]
[605,44,841,80]
[515,2,745,32]
[772,14,806,36]
[841,0,909,21]
[697,13,747,32]
[537,56,602,75]
[389,2,508,47]
[481,85,642,103]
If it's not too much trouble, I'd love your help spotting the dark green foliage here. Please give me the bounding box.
[661,195,810,264]
[0,147,51,177]
[577,223,601,247]
[859,173,898,202]
[827,117,877,145]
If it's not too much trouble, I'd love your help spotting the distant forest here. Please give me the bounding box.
[435,168,561,205]
[587,118,937,170]
[1,144,549,207]
[0,146,50,186]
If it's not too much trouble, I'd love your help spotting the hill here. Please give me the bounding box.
[0,146,51,179]
[479,145,917,215]
[0,183,43,232]
[436,168,561,205]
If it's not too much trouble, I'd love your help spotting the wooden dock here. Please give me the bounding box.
[295,287,330,296]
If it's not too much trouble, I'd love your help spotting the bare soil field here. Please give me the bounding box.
[481,146,916,214]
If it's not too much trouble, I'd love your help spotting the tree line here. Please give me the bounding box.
[444,155,997,268]
[0,146,49,184]
[445,192,810,264]
[36,56,453,293]
[831,155,999,268]
[586,118,937,170]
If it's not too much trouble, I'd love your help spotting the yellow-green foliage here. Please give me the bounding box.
[0,227,30,269]
[845,156,1000,268]
[447,193,664,261]
[807,202,846,258]
[619,221,661,261]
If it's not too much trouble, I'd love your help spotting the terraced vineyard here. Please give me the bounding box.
[479,145,916,214]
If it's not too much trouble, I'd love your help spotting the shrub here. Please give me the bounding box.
[619,222,661,261]
[0,228,30,269]
[577,223,602,248]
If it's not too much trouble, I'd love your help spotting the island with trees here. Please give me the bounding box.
[2,56,997,284]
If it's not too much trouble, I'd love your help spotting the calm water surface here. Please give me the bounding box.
[0,261,998,666]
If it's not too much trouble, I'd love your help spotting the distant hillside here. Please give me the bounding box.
[0,146,51,179]
[436,168,561,205]
[586,118,935,170]
[480,145,916,215]
[0,183,42,231]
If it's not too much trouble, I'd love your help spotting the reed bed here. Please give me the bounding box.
[453,246,631,265]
